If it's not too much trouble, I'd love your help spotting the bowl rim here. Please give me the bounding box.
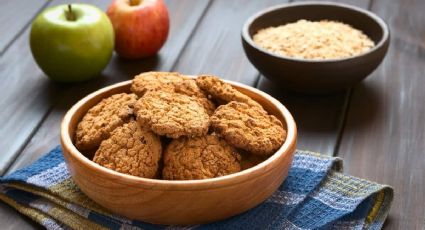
[241,1,390,63]
[61,79,297,190]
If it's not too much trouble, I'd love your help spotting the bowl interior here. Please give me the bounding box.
[69,83,289,154]
[63,79,296,187]
[247,2,386,51]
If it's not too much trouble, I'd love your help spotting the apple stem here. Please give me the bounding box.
[129,0,142,6]
[65,4,76,21]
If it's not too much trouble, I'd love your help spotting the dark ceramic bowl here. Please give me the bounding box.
[242,1,390,93]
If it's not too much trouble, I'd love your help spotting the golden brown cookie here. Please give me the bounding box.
[130,72,184,97]
[211,101,286,155]
[131,72,216,115]
[173,76,207,98]
[195,75,261,108]
[134,91,210,138]
[174,78,216,115]
[162,135,241,180]
[93,120,162,178]
[193,97,216,116]
[75,93,137,150]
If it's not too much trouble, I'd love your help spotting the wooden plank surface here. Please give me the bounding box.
[0,202,43,230]
[173,0,284,85]
[0,0,50,54]
[256,0,370,155]
[337,0,425,229]
[0,26,59,175]
[297,0,370,8]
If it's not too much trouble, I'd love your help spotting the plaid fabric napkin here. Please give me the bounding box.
[0,146,393,230]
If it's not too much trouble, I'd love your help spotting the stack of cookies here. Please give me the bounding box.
[74,72,287,180]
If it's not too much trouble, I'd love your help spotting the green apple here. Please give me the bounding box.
[30,4,114,82]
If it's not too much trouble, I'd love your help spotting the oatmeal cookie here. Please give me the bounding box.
[162,135,241,180]
[131,72,216,115]
[211,101,286,155]
[193,97,216,116]
[173,76,207,98]
[134,91,210,138]
[174,78,216,115]
[93,120,162,178]
[195,75,261,107]
[75,93,137,150]
[130,72,184,97]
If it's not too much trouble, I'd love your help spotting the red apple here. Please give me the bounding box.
[107,0,169,59]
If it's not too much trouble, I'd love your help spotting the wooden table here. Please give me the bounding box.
[0,0,424,229]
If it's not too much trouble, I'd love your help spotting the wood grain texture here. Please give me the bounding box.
[0,27,59,175]
[337,0,425,229]
[173,0,284,85]
[256,0,371,155]
[0,203,43,230]
[0,0,49,54]
[296,0,370,8]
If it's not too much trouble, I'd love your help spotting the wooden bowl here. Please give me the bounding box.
[242,1,390,93]
[60,79,297,225]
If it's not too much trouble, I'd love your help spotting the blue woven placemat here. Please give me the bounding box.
[0,146,393,230]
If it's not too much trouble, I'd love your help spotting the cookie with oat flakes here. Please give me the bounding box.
[134,91,210,138]
[130,72,184,97]
[75,93,137,150]
[174,78,216,115]
[162,134,241,180]
[195,75,261,108]
[93,120,162,178]
[131,72,216,115]
[210,101,286,155]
